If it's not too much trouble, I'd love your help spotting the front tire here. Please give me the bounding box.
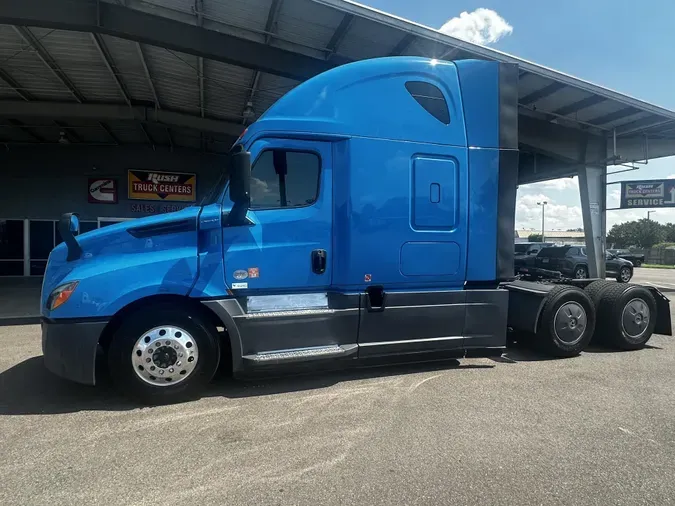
[595,284,656,350]
[574,265,588,279]
[108,303,220,404]
[536,285,596,357]
[617,266,632,283]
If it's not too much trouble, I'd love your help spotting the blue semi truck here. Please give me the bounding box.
[41,57,672,403]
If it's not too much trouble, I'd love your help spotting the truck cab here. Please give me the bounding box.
[40,56,668,404]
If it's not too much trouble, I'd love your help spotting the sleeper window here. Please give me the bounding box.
[249,150,320,209]
[405,81,451,125]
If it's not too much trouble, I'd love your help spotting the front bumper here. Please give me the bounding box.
[41,318,109,385]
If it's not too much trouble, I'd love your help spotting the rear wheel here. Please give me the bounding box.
[536,285,596,357]
[584,280,615,308]
[634,260,642,267]
[108,303,220,404]
[574,265,588,279]
[595,284,656,350]
[617,266,632,283]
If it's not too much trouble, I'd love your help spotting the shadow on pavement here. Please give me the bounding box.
[0,355,492,416]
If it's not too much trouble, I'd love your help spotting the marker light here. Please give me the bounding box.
[47,281,79,311]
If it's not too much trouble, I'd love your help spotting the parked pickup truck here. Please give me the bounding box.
[40,57,671,404]
[608,249,644,267]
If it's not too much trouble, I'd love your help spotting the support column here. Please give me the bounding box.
[578,165,606,278]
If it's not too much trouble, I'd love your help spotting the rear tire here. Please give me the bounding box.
[108,303,220,404]
[584,280,615,308]
[536,285,596,357]
[634,260,642,267]
[595,284,656,350]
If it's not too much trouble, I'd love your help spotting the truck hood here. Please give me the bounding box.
[42,207,201,313]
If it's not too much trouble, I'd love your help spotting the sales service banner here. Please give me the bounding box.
[128,170,196,202]
[620,180,675,209]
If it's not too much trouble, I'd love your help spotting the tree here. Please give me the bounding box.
[607,219,664,249]
[663,222,675,243]
[528,233,543,242]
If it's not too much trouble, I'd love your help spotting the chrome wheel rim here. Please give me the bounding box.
[554,301,587,345]
[575,268,587,279]
[131,326,199,387]
[622,298,650,340]
[620,268,631,282]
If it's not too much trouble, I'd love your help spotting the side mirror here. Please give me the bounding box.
[69,214,80,234]
[229,151,251,205]
[58,213,83,261]
[226,151,252,227]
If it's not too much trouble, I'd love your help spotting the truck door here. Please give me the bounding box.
[221,138,358,361]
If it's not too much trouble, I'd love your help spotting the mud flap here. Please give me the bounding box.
[647,287,672,336]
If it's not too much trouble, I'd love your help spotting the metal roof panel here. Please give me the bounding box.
[203,59,253,121]
[100,35,156,105]
[29,28,122,102]
[337,17,406,60]
[143,44,200,112]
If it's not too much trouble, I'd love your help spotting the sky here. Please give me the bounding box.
[360,0,675,231]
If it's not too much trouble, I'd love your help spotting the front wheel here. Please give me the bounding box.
[617,267,632,283]
[107,303,220,404]
[574,265,588,279]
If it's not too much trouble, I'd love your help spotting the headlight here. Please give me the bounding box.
[47,281,79,311]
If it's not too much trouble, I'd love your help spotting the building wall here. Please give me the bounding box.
[0,145,226,221]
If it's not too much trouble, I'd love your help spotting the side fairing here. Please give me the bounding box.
[42,207,201,319]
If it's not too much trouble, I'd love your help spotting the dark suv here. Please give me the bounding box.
[608,249,645,267]
[535,245,633,282]
[514,242,555,272]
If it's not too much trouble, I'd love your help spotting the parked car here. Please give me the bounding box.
[535,246,633,282]
[608,249,645,267]
[514,242,555,272]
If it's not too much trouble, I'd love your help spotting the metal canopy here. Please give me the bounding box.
[0,0,673,163]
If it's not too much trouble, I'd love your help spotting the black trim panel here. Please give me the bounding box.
[127,218,196,238]
[464,290,508,348]
[41,317,108,385]
[496,149,518,281]
[499,63,519,150]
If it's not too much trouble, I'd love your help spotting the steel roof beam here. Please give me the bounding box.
[7,118,47,142]
[136,43,161,109]
[519,82,565,106]
[0,68,33,101]
[615,117,675,137]
[12,26,86,103]
[587,106,641,127]
[0,100,245,136]
[0,0,347,81]
[552,95,606,117]
[98,122,120,145]
[244,0,284,123]
[326,14,354,57]
[139,122,154,145]
[91,33,132,106]
[390,33,415,56]
[194,0,205,118]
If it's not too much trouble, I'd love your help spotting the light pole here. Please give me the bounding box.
[648,210,656,220]
[537,201,547,242]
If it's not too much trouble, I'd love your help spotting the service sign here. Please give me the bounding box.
[620,180,675,208]
[128,170,196,202]
[88,178,118,204]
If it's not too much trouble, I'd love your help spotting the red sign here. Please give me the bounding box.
[88,178,118,204]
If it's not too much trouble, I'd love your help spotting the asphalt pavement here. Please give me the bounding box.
[3,310,675,506]
[632,267,675,292]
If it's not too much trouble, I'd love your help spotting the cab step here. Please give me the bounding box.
[242,344,358,365]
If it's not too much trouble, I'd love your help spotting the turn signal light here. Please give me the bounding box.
[47,281,79,311]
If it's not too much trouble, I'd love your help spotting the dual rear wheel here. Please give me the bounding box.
[533,281,657,357]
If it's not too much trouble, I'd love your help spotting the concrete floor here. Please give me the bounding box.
[2,312,675,505]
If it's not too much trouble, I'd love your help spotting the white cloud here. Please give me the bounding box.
[522,176,578,192]
[439,8,513,45]
[515,193,583,231]
[668,174,675,179]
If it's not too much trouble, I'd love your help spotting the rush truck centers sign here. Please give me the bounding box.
[620,180,675,208]
[128,170,196,202]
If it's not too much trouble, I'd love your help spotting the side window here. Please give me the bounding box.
[249,149,320,209]
[566,247,579,256]
[405,81,450,125]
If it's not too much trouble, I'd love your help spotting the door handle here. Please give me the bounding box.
[311,249,327,274]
